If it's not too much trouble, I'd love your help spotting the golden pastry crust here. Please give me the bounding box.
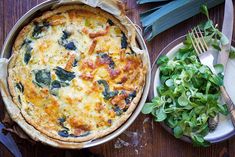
[8,5,146,142]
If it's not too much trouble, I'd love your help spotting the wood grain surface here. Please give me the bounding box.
[0,0,235,157]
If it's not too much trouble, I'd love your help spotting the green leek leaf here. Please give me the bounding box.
[139,0,224,41]
[140,6,162,19]
[137,0,170,4]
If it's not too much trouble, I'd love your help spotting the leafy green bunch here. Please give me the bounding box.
[142,6,229,147]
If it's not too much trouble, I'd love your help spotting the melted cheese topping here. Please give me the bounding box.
[9,8,145,139]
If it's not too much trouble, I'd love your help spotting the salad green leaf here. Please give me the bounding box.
[200,5,209,19]
[178,93,188,107]
[157,55,169,65]
[214,64,224,74]
[142,103,156,114]
[229,47,235,59]
[220,33,229,46]
[173,126,183,138]
[154,106,167,122]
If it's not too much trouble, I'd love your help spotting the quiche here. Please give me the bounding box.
[8,5,146,142]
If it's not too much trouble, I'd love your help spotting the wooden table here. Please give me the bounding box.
[0,0,235,157]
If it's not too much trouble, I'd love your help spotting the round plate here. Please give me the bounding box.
[149,35,235,143]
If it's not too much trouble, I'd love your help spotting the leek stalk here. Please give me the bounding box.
[139,0,224,41]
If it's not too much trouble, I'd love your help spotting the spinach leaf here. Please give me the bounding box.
[50,80,61,96]
[21,38,32,47]
[72,59,78,67]
[97,79,109,92]
[57,117,91,138]
[58,130,69,137]
[97,80,118,100]
[54,67,75,82]
[24,52,31,64]
[16,82,24,93]
[104,91,118,100]
[32,21,50,39]
[113,106,123,116]
[121,32,128,49]
[59,30,77,50]
[64,42,77,50]
[58,130,90,138]
[70,131,90,137]
[33,69,51,87]
[107,19,114,26]
[99,53,115,69]
[18,95,22,104]
[51,80,61,89]
[22,39,33,64]
[61,30,71,40]
[125,90,136,104]
[58,117,69,131]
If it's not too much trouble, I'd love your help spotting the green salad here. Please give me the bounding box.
[142,6,230,147]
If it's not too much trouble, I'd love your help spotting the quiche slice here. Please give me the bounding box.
[8,5,146,142]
